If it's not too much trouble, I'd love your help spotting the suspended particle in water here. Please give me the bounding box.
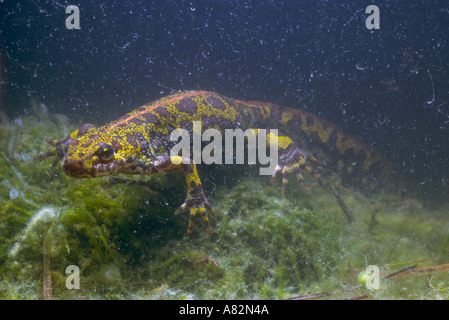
[9,189,19,200]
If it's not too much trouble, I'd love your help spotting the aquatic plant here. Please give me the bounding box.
[1,108,449,300]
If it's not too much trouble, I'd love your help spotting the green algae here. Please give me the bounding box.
[1,109,449,300]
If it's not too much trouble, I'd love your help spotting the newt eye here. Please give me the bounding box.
[96,144,115,161]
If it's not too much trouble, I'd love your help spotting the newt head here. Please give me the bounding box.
[61,129,133,178]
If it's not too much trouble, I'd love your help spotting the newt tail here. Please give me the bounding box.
[34,91,401,234]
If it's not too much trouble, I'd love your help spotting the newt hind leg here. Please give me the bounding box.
[267,131,323,192]
[267,131,355,223]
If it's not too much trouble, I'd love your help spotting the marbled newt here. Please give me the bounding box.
[34,90,398,234]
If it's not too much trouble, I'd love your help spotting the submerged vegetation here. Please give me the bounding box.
[1,106,449,300]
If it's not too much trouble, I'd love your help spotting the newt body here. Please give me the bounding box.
[34,91,398,234]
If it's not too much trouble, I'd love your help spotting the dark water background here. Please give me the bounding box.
[1,0,448,204]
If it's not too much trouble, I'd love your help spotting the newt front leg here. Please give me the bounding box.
[154,155,215,235]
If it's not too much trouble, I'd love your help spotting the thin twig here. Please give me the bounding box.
[286,292,331,300]
[286,285,362,300]
[43,238,52,300]
[339,293,369,300]
[383,264,417,279]
[330,185,355,224]
[388,263,449,279]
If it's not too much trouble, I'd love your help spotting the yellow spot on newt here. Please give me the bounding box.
[259,105,271,120]
[185,165,202,187]
[335,133,361,155]
[281,111,293,126]
[301,116,332,144]
[267,132,293,150]
[362,151,381,171]
[171,155,183,165]
[70,130,79,139]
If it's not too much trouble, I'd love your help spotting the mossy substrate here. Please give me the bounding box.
[1,111,448,300]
